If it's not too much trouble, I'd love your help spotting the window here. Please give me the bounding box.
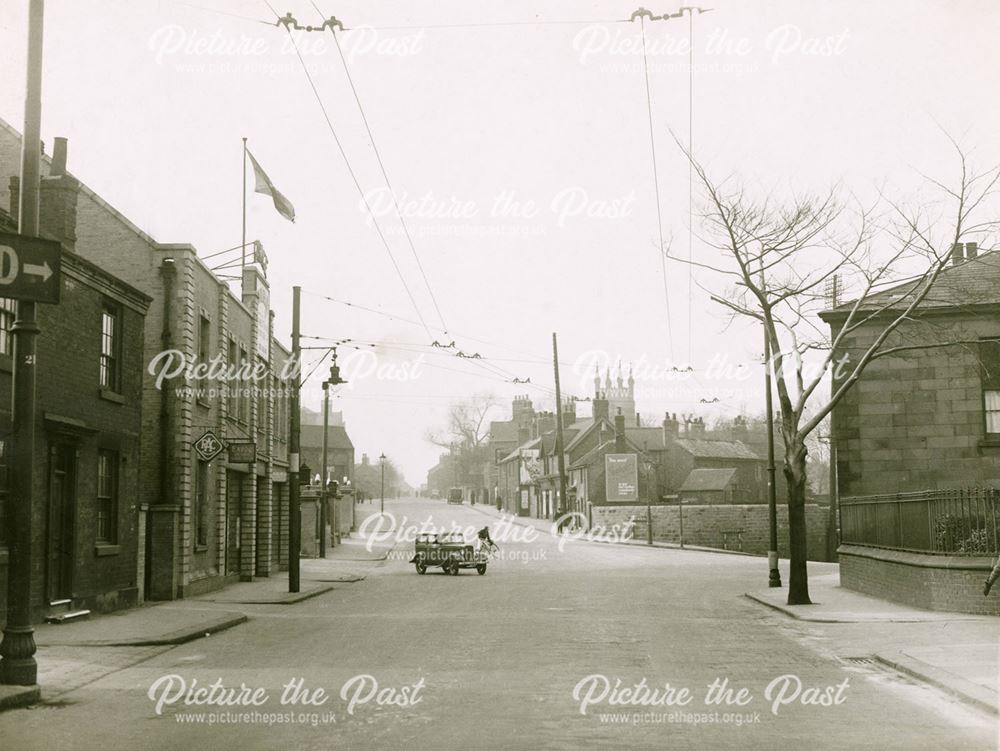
[0,439,7,547]
[981,339,1000,438]
[100,303,121,391]
[239,345,249,423]
[194,460,209,548]
[227,338,238,419]
[198,315,211,365]
[96,450,118,543]
[0,298,16,356]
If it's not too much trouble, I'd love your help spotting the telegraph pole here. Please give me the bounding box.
[1,0,44,687]
[552,333,569,529]
[288,287,301,592]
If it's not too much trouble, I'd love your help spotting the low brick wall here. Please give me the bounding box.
[590,503,829,561]
[838,544,1000,616]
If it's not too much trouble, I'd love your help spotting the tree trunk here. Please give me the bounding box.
[783,440,812,605]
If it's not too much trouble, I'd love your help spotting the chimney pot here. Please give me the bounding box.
[50,137,68,176]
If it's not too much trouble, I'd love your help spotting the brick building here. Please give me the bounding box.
[0,120,294,604]
[0,172,151,621]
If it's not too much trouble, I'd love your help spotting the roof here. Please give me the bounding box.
[489,420,519,443]
[568,437,648,470]
[678,468,738,492]
[564,418,613,454]
[499,436,541,464]
[673,438,758,460]
[299,424,354,450]
[822,250,1000,319]
[625,427,667,450]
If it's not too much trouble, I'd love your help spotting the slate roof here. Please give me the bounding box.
[673,438,759,460]
[822,250,1000,318]
[300,424,354,450]
[678,467,737,492]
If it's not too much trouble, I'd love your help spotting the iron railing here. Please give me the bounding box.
[840,488,1000,554]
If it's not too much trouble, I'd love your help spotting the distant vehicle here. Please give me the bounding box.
[447,488,463,504]
[409,531,487,575]
[430,490,440,499]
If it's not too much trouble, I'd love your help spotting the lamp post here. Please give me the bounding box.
[765,329,782,587]
[319,349,346,557]
[379,453,386,514]
[642,458,657,546]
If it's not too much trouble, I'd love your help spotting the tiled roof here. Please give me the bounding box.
[673,438,759,460]
[678,467,737,492]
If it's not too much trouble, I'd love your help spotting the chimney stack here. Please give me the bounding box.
[951,242,964,266]
[50,137,68,176]
[592,391,609,422]
[966,241,978,260]
[614,409,627,452]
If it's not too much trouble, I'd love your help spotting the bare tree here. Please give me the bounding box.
[425,393,501,492]
[674,138,1000,604]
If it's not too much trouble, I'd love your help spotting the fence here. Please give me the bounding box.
[840,488,1000,554]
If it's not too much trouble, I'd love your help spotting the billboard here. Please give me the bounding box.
[605,454,638,502]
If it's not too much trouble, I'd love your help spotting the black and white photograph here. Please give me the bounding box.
[0,1,998,748]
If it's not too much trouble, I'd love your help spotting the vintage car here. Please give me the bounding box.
[447,488,464,504]
[409,531,487,575]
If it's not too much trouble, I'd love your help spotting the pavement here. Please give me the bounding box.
[3,514,397,706]
[472,501,999,716]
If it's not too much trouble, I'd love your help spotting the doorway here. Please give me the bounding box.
[47,443,77,602]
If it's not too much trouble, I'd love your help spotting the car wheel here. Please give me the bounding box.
[448,561,460,576]
[476,564,487,575]
[415,561,427,575]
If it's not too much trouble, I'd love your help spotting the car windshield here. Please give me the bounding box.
[439,532,466,544]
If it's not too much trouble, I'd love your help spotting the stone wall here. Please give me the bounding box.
[590,503,830,561]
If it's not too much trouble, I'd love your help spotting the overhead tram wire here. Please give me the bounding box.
[639,15,675,363]
[311,0,449,335]
[262,0,433,339]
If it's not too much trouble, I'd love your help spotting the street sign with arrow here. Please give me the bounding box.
[0,231,62,304]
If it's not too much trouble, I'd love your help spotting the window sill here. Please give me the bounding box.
[98,388,125,405]
[95,544,120,557]
[196,398,212,410]
[979,438,1000,449]
[194,543,208,553]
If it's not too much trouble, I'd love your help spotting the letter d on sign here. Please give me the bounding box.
[0,245,18,285]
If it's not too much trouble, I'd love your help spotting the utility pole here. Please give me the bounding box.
[1,0,44,687]
[379,453,386,514]
[765,327,782,588]
[288,286,301,593]
[552,333,569,529]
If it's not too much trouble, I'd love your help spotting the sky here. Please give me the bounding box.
[1,0,999,484]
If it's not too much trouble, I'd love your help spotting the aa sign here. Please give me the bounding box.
[0,232,62,304]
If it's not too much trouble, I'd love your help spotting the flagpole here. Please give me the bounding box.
[242,137,248,271]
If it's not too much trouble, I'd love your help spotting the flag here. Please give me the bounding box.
[247,149,296,223]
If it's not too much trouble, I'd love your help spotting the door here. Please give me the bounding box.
[47,444,77,602]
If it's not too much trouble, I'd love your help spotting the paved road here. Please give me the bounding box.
[1,497,995,750]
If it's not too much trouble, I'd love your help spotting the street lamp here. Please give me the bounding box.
[642,458,657,546]
[379,453,386,514]
[764,329,782,588]
[320,349,346,558]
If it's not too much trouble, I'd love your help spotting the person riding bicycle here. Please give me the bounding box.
[477,526,496,552]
